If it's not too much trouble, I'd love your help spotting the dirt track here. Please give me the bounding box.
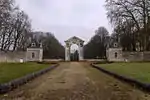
[1,62,150,100]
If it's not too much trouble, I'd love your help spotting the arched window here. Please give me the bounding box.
[32,52,35,58]
[115,52,118,58]
[114,43,118,48]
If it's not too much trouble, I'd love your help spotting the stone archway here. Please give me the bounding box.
[65,36,84,61]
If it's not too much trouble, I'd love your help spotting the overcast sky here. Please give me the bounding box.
[15,0,112,45]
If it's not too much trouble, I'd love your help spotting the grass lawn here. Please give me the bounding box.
[98,63,150,83]
[0,63,52,84]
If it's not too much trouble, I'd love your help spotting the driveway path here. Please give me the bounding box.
[1,62,150,100]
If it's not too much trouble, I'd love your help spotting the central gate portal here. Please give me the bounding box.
[65,36,84,61]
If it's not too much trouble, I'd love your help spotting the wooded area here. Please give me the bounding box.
[0,0,64,59]
[106,0,150,51]
[0,0,31,51]
[1,0,150,59]
[84,0,150,58]
[84,27,109,59]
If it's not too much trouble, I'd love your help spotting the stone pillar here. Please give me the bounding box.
[39,43,43,62]
[68,47,71,61]
[65,46,70,61]
[39,48,43,62]
[79,43,84,61]
[79,47,84,61]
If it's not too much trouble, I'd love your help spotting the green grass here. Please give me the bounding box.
[98,63,150,83]
[0,63,52,84]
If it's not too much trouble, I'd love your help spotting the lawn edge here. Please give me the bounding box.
[0,63,59,94]
[91,63,150,92]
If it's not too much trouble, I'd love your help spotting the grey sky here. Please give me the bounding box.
[15,0,112,45]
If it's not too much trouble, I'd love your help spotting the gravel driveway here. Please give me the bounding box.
[1,62,150,100]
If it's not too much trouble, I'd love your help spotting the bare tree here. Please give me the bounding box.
[106,0,150,51]
[0,0,32,51]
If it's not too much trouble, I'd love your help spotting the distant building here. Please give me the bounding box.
[0,43,43,62]
[106,42,124,62]
[26,43,43,62]
[106,40,150,62]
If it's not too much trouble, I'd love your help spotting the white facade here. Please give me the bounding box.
[65,36,84,61]
[106,48,124,62]
[26,48,43,62]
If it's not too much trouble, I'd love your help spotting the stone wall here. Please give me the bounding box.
[143,52,150,61]
[43,59,64,62]
[85,59,106,62]
[0,51,26,62]
[107,47,150,62]
[122,52,143,61]
[122,51,150,61]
